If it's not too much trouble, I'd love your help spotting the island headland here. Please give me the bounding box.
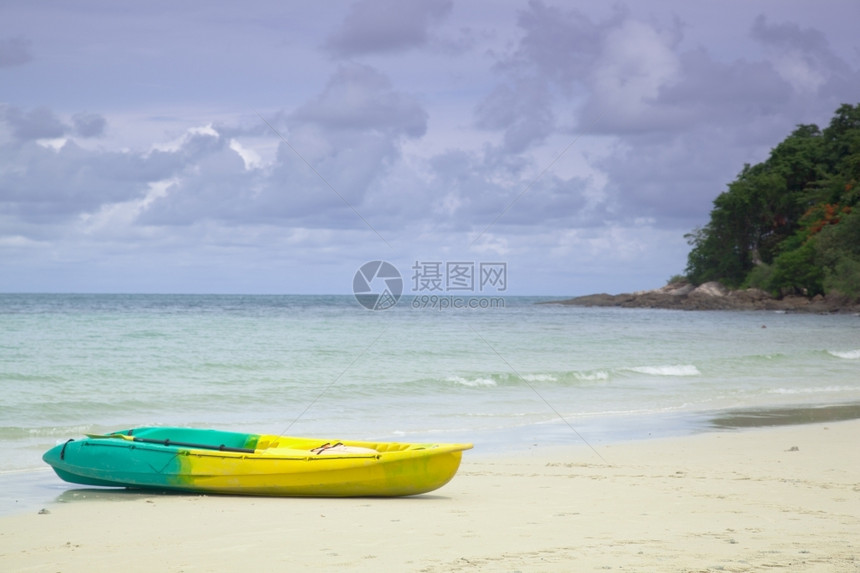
[546,281,860,313]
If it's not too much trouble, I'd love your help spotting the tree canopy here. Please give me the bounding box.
[684,103,860,300]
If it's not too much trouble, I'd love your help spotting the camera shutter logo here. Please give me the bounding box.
[353,261,403,310]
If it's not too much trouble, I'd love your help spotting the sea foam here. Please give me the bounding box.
[768,386,852,395]
[828,349,860,360]
[627,365,701,376]
[447,375,497,387]
[573,370,610,382]
[521,374,558,382]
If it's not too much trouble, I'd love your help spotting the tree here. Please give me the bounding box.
[684,103,860,300]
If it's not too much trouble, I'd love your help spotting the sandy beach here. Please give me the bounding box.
[2,420,858,572]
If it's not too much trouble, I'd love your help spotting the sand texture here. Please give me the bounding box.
[2,421,859,572]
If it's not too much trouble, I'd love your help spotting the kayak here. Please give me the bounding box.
[42,427,473,497]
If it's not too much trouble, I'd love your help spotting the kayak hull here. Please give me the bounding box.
[43,427,472,497]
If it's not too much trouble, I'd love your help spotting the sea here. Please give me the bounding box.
[1,293,859,513]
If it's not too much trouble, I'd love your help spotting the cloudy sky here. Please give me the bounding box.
[2,1,858,295]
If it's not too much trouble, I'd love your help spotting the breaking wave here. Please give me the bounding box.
[828,349,860,360]
[625,365,701,377]
[447,376,497,387]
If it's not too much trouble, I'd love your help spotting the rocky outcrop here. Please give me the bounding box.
[548,281,860,313]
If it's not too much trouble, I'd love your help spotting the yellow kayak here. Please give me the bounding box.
[43,427,473,497]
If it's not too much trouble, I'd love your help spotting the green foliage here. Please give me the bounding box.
[684,224,746,286]
[685,103,860,300]
[769,242,824,296]
[743,263,775,292]
[815,206,860,262]
[824,257,860,299]
[816,208,860,298]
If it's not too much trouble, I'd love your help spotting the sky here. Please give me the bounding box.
[1,1,859,296]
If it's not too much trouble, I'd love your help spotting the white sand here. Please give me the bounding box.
[2,421,858,572]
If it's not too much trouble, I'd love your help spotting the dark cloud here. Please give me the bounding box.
[0,140,174,223]
[751,14,857,96]
[657,50,788,112]
[469,2,860,233]
[0,36,32,67]
[477,4,688,142]
[137,134,258,226]
[0,106,190,226]
[589,13,860,226]
[325,0,452,56]
[291,63,428,138]
[72,112,107,138]
[482,2,858,141]
[472,3,602,151]
[474,78,555,153]
[752,15,835,60]
[4,106,66,140]
[419,145,594,238]
[511,1,618,87]
[579,48,792,137]
[595,129,754,225]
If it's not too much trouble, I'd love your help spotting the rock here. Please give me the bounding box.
[666,283,696,296]
[545,282,860,313]
[732,288,771,302]
[691,281,728,297]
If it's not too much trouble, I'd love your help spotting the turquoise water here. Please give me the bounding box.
[2,294,859,478]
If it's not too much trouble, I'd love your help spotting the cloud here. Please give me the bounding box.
[471,2,602,151]
[583,19,683,133]
[325,0,452,56]
[139,64,429,230]
[475,3,692,144]
[3,106,67,141]
[2,106,107,142]
[0,136,185,225]
[72,112,107,138]
[2,1,859,294]
[290,63,427,138]
[751,14,853,95]
[421,146,594,238]
[0,106,196,228]
[0,36,32,67]
[474,78,555,153]
[0,65,432,241]
[480,3,860,228]
[136,132,259,226]
[481,2,858,143]
[511,1,613,85]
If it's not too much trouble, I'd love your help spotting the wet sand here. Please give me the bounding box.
[709,402,860,429]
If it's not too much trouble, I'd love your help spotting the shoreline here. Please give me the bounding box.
[2,418,859,571]
[3,401,860,519]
